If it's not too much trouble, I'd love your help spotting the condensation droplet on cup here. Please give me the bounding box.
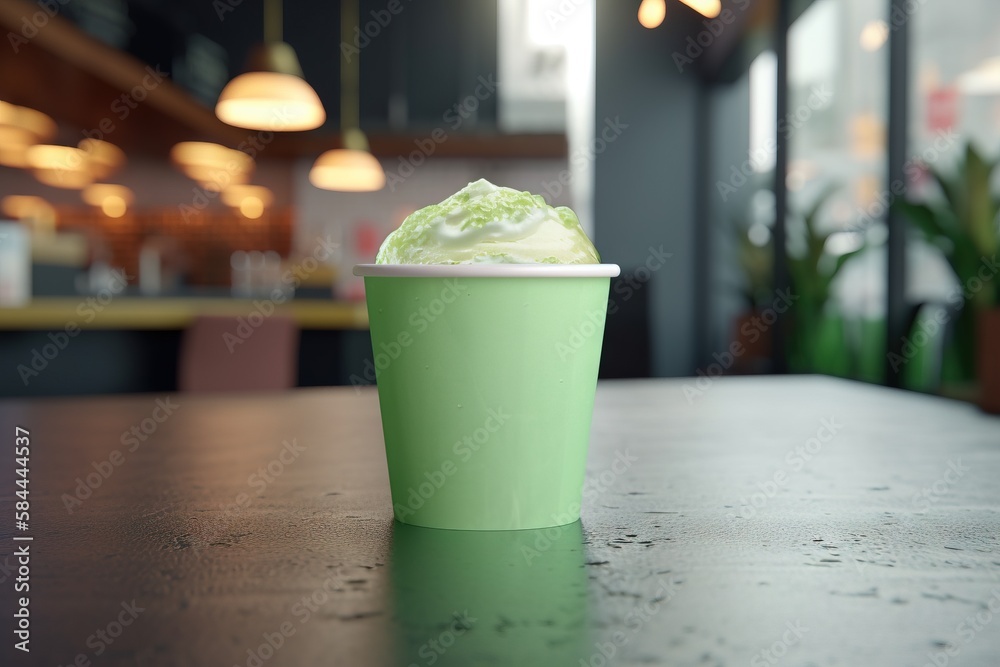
[457,404,462,408]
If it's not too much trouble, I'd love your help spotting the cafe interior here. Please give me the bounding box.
[0,0,999,665]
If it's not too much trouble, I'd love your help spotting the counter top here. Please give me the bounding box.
[0,377,998,665]
[0,297,369,330]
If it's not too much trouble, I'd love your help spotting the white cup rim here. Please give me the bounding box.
[353,264,621,278]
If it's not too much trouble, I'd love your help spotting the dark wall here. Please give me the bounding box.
[104,0,499,131]
[593,2,703,377]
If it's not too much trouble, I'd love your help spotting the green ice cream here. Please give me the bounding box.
[375,179,600,264]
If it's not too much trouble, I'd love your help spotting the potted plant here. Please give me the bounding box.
[727,185,864,376]
[896,143,1000,412]
[785,185,865,375]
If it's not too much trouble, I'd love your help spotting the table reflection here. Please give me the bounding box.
[390,521,592,666]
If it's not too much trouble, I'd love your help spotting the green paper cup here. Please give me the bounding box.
[354,264,620,531]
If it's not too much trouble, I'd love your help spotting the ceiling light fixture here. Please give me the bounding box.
[27,145,93,189]
[82,184,134,218]
[215,0,326,131]
[0,101,57,168]
[79,138,126,179]
[678,0,721,18]
[637,0,666,29]
[170,141,255,191]
[309,0,384,192]
[222,184,274,219]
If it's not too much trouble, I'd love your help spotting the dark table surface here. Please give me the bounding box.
[1,376,999,666]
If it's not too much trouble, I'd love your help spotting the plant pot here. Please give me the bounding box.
[731,309,773,374]
[978,308,1000,414]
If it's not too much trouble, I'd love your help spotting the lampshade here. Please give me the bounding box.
[309,148,385,192]
[171,142,255,191]
[27,145,93,189]
[215,43,326,131]
[0,142,30,168]
[678,0,721,18]
[222,184,274,219]
[79,139,125,179]
[0,102,57,167]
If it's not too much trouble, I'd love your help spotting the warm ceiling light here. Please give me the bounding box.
[171,141,254,172]
[221,184,274,207]
[214,0,325,132]
[79,139,125,179]
[310,147,386,192]
[222,185,273,219]
[27,145,93,189]
[216,64,326,131]
[240,197,265,219]
[83,184,134,218]
[183,164,252,191]
[222,183,273,206]
[1,195,56,221]
[171,141,254,190]
[638,0,666,28]
[0,102,57,167]
[678,0,721,18]
[309,0,384,192]
[859,20,889,52]
[0,142,30,168]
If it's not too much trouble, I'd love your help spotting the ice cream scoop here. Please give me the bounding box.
[375,179,600,265]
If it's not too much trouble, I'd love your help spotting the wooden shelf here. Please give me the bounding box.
[0,298,370,331]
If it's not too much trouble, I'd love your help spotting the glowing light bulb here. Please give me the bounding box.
[638,0,666,29]
[679,0,721,19]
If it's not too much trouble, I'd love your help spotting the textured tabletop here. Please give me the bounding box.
[1,377,999,666]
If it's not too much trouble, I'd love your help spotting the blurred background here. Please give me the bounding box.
[0,0,998,410]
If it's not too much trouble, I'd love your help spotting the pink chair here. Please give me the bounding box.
[178,315,299,393]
